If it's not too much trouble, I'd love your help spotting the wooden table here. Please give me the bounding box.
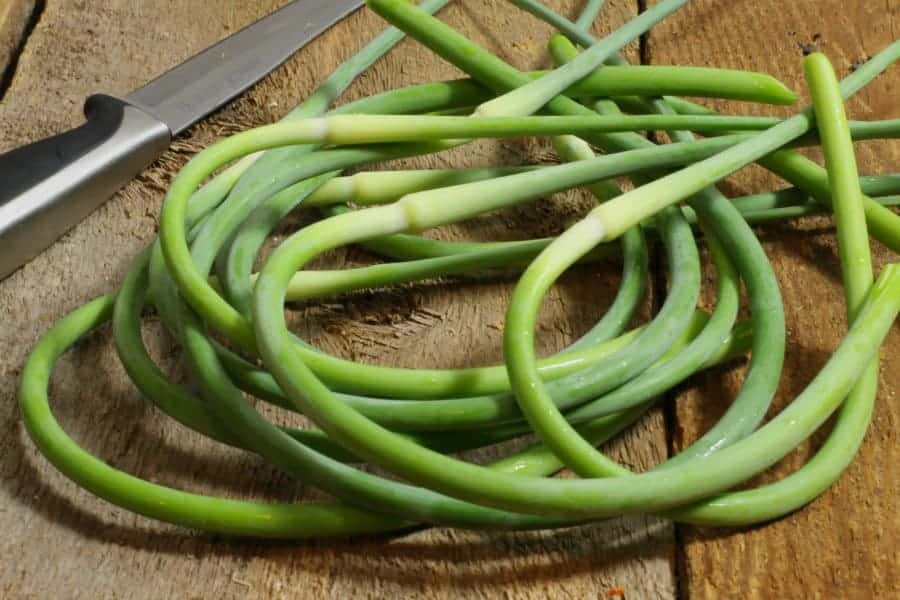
[0,1,896,598]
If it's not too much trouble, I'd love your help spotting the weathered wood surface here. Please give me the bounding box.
[0,1,676,598]
[647,0,900,598]
[0,0,897,598]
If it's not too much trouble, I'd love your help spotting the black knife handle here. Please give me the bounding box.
[0,94,171,279]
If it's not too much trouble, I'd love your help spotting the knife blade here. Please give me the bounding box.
[0,0,364,279]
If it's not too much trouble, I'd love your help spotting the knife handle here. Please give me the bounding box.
[0,94,171,279]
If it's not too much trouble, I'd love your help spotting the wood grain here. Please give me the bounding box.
[0,1,677,598]
[646,1,900,598]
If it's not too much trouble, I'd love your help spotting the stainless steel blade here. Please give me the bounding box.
[128,0,364,135]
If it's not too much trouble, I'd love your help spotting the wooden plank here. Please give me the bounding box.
[0,0,35,78]
[646,1,900,598]
[0,1,677,598]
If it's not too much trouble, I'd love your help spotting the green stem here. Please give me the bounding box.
[476,0,686,116]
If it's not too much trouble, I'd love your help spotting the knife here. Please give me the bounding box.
[0,0,364,279]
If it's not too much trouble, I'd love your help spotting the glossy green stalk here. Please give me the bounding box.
[297,165,900,218]
[21,0,900,542]
[562,226,739,424]
[476,0,685,116]
[588,42,900,241]
[807,54,873,311]
[533,0,900,250]
[241,2,788,520]
[541,14,892,521]
[365,0,783,477]
[674,53,882,525]
[159,126,743,352]
[540,30,782,469]
[249,154,900,518]
[575,0,606,29]
[23,280,748,536]
[388,2,782,476]
[314,113,781,142]
[761,149,900,251]
[514,0,797,109]
[365,64,803,105]
[21,295,410,538]
[539,4,781,463]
